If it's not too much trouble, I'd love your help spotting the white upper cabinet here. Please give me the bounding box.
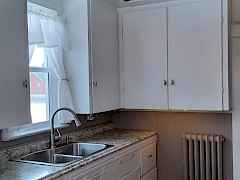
[120,7,168,109]
[91,0,120,113]
[168,0,227,111]
[119,0,229,111]
[0,0,31,129]
[64,0,120,114]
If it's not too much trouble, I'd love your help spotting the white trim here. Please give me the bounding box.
[88,0,94,114]
[119,13,124,108]
[222,0,230,111]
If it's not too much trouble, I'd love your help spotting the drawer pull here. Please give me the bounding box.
[148,154,153,159]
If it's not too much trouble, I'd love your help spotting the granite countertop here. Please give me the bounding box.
[0,129,157,180]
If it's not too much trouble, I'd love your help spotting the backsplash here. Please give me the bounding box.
[0,122,114,166]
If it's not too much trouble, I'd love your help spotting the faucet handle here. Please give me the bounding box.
[56,129,62,138]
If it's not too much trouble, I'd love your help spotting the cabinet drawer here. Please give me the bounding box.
[141,143,156,176]
[142,168,157,180]
[120,168,141,180]
[103,150,140,179]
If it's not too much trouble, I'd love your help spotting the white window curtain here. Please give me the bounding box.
[28,9,75,124]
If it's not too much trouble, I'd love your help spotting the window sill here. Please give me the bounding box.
[0,121,68,141]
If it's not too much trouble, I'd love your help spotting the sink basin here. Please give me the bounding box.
[17,149,81,166]
[55,143,112,157]
[16,143,113,167]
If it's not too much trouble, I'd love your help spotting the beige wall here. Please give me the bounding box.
[232,0,240,22]
[114,112,232,180]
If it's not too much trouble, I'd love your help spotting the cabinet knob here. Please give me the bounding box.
[22,80,29,88]
[170,80,175,86]
[93,81,98,87]
[163,80,168,86]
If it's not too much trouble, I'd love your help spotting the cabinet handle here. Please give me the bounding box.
[93,81,98,87]
[163,80,168,86]
[170,80,175,86]
[148,154,153,159]
[22,80,29,88]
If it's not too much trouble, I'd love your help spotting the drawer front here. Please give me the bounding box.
[72,168,103,180]
[142,168,157,180]
[103,150,140,179]
[141,143,156,176]
[120,168,141,180]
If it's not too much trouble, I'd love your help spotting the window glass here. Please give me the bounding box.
[29,47,47,68]
[30,71,49,123]
[29,46,50,124]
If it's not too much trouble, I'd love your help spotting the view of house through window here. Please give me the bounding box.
[28,1,74,125]
[29,47,50,123]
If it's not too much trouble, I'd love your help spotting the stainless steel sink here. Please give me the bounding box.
[17,149,81,166]
[16,143,113,167]
[55,143,112,157]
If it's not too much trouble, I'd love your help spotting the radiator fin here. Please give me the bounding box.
[183,134,224,180]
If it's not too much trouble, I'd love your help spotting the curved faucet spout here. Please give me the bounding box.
[50,108,82,149]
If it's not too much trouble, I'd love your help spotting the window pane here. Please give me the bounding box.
[30,72,49,123]
[29,47,47,68]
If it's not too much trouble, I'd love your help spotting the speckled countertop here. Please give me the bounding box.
[0,129,157,180]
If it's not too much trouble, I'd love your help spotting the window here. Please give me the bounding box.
[27,2,74,125]
[29,47,50,124]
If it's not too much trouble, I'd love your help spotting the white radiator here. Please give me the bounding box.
[183,134,225,180]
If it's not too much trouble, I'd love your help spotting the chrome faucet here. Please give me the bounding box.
[50,108,81,149]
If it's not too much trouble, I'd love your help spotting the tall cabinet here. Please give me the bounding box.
[63,0,120,114]
[119,0,229,111]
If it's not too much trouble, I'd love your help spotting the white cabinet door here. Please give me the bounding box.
[168,0,224,110]
[121,7,168,109]
[91,0,120,113]
[63,0,119,115]
[0,0,31,129]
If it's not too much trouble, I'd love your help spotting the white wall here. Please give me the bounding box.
[232,0,240,23]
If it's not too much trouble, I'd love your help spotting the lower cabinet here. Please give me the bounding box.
[83,170,103,180]
[119,168,141,180]
[140,143,157,176]
[102,150,139,180]
[142,168,157,180]
[66,137,157,180]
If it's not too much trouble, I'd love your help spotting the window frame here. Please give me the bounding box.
[29,48,51,124]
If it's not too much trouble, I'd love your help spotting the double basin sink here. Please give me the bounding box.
[16,143,112,167]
